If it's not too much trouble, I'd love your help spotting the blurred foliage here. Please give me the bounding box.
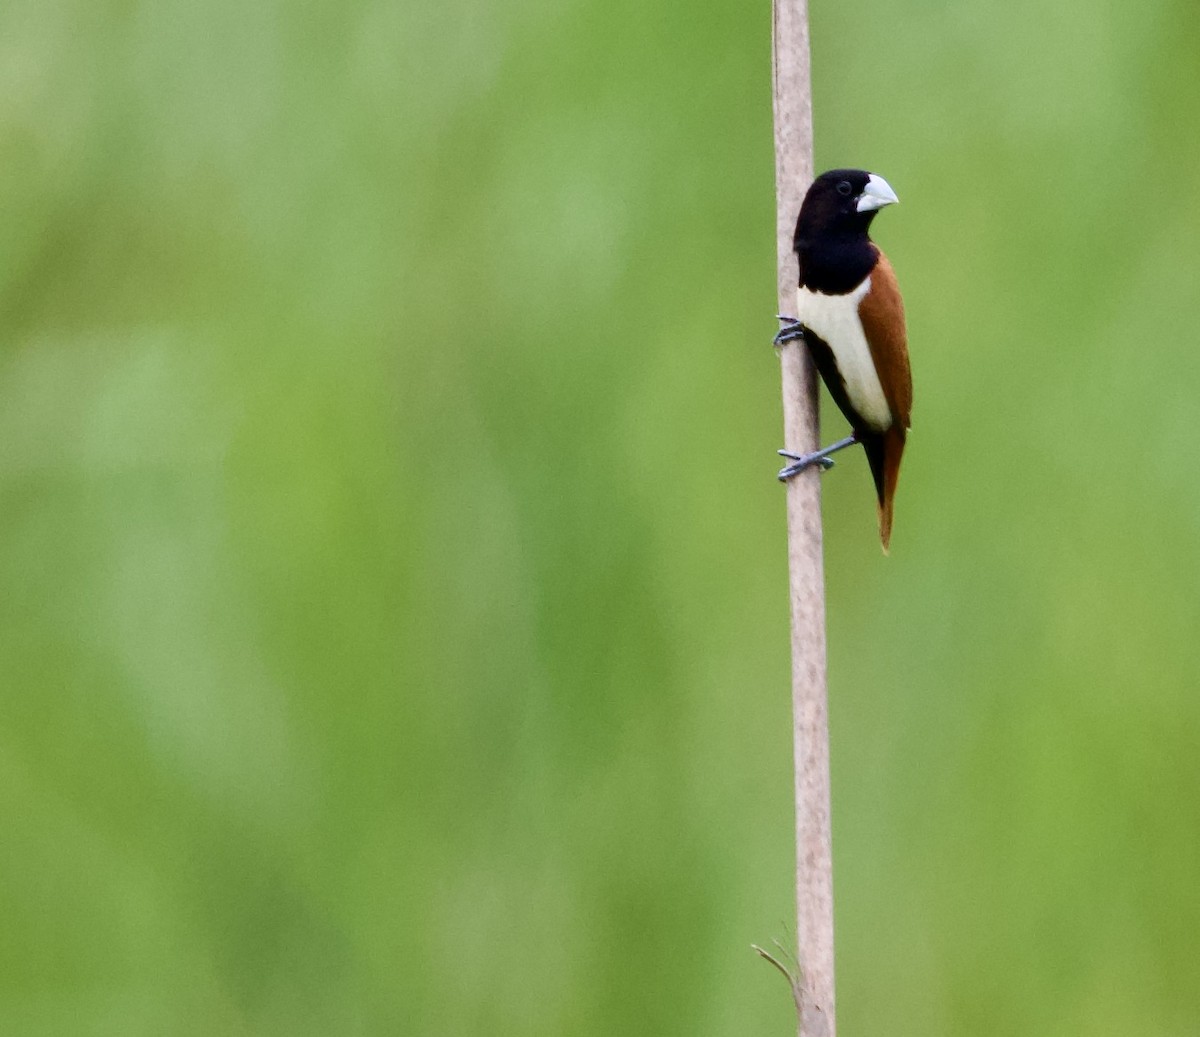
[2,0,1199,1034]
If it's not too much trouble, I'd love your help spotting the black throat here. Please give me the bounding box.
[796,233,878,295]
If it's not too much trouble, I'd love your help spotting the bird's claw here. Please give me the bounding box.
[773,316,804,346]
[776,449,836,480]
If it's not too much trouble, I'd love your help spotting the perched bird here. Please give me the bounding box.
[775,168,912,553]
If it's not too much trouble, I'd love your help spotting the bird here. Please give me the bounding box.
[774,168,912,553]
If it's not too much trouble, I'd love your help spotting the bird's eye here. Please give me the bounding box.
[836,180,853,197]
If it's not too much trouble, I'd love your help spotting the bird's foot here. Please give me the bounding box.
[773,316,804,346]
[777,449,837,480]
[776,435,859,481]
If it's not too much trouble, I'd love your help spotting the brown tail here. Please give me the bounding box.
[861,426,906,554]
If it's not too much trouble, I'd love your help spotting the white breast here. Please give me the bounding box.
[796,279,892,431]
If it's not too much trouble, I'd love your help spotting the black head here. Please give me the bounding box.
[793,169,899,292]
[794,168,899,249]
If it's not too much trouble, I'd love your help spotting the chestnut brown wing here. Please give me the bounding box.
[857,248,912,430]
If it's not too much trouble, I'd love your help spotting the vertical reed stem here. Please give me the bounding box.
[771,3,836,1033]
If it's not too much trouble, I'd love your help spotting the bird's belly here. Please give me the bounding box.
[796,281,892,431]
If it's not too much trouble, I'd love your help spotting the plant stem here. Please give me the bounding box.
[771,2,836,1034]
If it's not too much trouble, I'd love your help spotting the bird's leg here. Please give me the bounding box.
[773,315,805,346]
[777,434,858,481]
[772,316,855,478]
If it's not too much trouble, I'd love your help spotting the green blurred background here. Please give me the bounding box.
[3,0,1200,1033]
